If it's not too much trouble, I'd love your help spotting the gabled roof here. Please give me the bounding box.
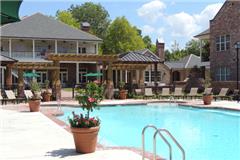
[194,28,210,38]
[119,49,161,63]
[165,54,209,69]
[0,54,18,63]
[0,13,102,41]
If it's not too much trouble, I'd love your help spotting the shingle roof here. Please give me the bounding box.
[119,49,161,63]
[165,54,209,69]
[0,13,102,41]
[194,28,210,38]
[0,54,18,62]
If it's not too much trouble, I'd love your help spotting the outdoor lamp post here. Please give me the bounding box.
[234,42,240,90]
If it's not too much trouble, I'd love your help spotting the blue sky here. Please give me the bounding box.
[19,0,225,49]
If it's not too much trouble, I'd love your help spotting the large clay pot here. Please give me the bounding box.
[43,92,51,102]
[28,99,41,112]
[119,90,127,99]
[71,126,99,153]
[203,95,213,105]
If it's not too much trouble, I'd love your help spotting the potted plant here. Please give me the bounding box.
[203,77,213,105]
[42,80,51,102]
[69,82,103,153]
[119,81,127,99]
[29,80,41,112]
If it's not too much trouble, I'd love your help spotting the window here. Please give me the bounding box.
[79,68,87,83]
[215,67,230,81]
[36,71,48,84]
[216,35,230,51]
[60,69,68,84]
[78,47,87,54]
[145,71,150,82]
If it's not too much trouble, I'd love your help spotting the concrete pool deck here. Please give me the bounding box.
[0,109,144,160]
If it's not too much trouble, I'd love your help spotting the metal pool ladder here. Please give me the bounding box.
[142,125,185,160]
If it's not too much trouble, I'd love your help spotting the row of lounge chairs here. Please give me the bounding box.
[139,87,232,100]
[0,90,34,105]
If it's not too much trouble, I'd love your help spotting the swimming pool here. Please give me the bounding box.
[58,103,240,160]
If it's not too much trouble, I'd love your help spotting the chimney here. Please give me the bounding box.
[81,22,90,32]
[156,38,165,61]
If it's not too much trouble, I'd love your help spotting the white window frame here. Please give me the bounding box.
[36,71,48,84]
[216,67,230,81]
[216,35,230,52]
[60,70,68,84]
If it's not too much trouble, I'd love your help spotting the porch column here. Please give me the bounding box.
[200,40,202,62]
[125,70,127,83]
[6,64,13,89]
[17,69,24,97]
[154,63,158,93]
[106,62,113,99]
[52,60,60,100]
[120,70,123,82]
[139,69,145,92]
[32,39,35,59]
[76,41,79,84]
[9,39,12,57]
[55,40,58,54]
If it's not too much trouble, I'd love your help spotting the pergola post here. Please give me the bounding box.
[17,69,24,97]
[52,60,60,100]
[6,64,13,89]
[154,63,158,93]
[106,62,114,99]
[139,69,145,93]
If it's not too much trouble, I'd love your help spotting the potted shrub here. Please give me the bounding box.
[42,80,51,102]
[203,77,213,105]
[69,82,103,153]
[119,81,127,99]
[29,80,41,112]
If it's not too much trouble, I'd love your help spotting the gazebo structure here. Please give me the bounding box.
[45,52,162,99]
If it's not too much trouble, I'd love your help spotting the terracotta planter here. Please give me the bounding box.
[43,92,51,102]
[119,90,127,99]
[28,99,41,112]
[71,126,100,153]
[203,95,213,105]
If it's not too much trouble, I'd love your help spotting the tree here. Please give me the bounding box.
[69,2,110,39]
[56,10,79,28]
[103,17,145,54]
[143,36,152,49]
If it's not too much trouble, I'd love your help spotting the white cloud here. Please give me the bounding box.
[167,3,223,38]
[157,27,165,36]
[142,25,155,34]
[137,0,166,23]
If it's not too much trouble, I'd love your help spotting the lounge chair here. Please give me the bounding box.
[5,90,26,104]
[214,88,231,101]
[173,88,184,99]
[144,88,154,99]
[186,88,201,99]
[203,88,212,95]
[0,94,6,105]
[159,88,171,99]
[24,90,33,99]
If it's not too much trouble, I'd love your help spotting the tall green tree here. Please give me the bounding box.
[143,35,152,49]
[103,17,145,54]
[56,10,79,28]
[69,2,110,39]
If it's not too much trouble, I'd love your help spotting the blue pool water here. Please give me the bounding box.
[58,103,240,160]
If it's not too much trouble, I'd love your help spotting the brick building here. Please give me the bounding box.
[195,0,240,90]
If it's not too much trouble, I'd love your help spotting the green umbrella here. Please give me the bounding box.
[0,0,22,25]
[23,72,40,78]
[84,72,103,77]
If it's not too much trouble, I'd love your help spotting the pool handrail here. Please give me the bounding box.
[154,129,186,160]
[142,125,172,160]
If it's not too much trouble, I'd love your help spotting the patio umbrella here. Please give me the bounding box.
[0,0,22,25]
[84,72,103,77]
[23,72,40,78]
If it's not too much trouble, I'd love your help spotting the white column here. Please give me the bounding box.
[200,40,202,62]
[1,68,4,86]
[9,39,12,57]
[55,40,58,54]
[76,63,79,84]
[125,70,127,83]
[32,39,35,59]
[120,70,122,82]
[76,41,79,55]
[96,43,98,54]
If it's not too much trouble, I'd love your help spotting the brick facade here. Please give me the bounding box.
[210,0,240,89]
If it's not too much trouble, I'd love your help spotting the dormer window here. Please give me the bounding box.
[216,35,230,52]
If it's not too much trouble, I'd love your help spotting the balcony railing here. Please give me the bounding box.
[12,51,33,59]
